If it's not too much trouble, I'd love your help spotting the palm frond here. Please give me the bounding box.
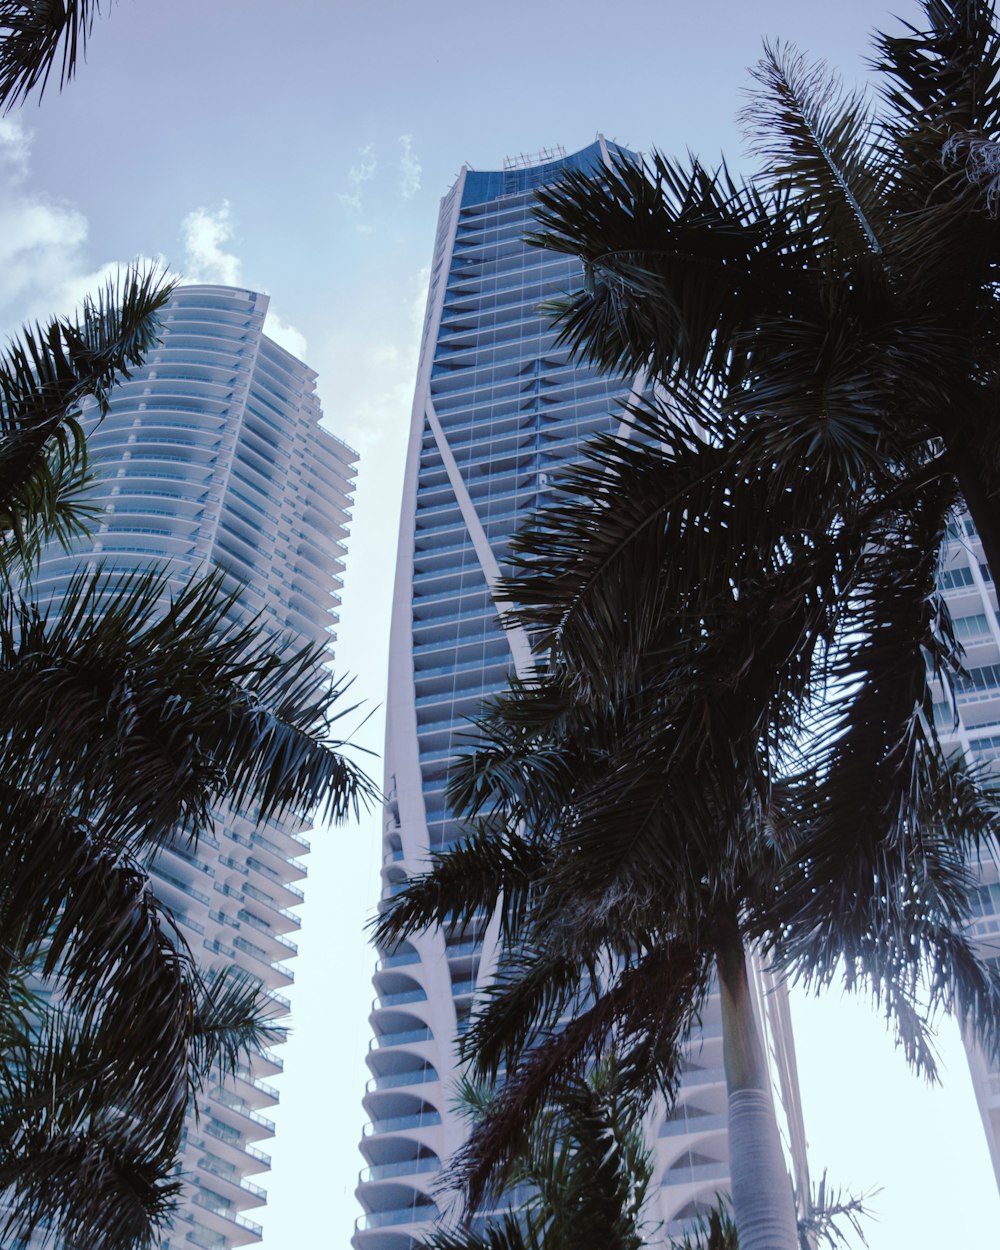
[799,1170,877,1248]
[0,1128,181,1250]
[774,745,1000,1076]
[188,965,286,1087]
[668,1203,739,1250]
[421,1215,533,1250]
[0,0,108,110]
[742,41,890,257]
[0,440,99,578]
[373,822,546,953]
[0,266,172,582]
[528,150,815,388]
[0,945,284,1250]
[452,940,709,1214]
[0,563,375,845]
[0,982,184,1250]
[874,1,1000,143]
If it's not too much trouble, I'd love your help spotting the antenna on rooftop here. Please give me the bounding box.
[502,144,567,171]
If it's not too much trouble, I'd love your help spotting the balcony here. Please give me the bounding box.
[213,1088,276,1135]
[363,1110,442,1136]
[378,950,420,970]
[374,988,427,1009]
[192,1193,263,1239]
[196,1154,268,1202]
[156,870,211,907]
[355,1204,438,1231]
[366,1069,437,1092]
[359,1157,440,1183]
[662,1160,730,1186]
[238,907,299,954]
[371,1027,433,1049]
[659,1112,728,1138]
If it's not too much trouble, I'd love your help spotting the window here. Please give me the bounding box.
[940,564,975,590]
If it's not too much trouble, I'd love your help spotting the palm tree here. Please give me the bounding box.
[527,1,1000,578]
[376,483,1000,1250]
[669,1174,872,1250]
[0,267,171,578]
[0,559,376,1247]
[0,964,280,1250]
[420,1066,652,1250]
[370,9,1000,1243]
[0,273,377,1247]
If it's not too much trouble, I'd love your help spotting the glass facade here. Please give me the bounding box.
[356,143,808,1246]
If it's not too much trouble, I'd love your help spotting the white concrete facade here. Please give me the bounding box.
[355,145,808,1248]
[34,284,357,1250]
[933,515,1000,1188]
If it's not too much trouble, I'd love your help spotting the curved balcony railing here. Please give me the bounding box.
[358,1157,439,1183]
[366,1069,437,1092]
[213,1089,276,1133]
[370,1027,432,1049]
[659,1112,728,1138]
[355,1204,438,1231]
[662,1160,730,1186]
[377,950,420,970]
[373,988,427,1009]
[363,1111,442,1136]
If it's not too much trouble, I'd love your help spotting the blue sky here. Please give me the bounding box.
[3,1,999,1245]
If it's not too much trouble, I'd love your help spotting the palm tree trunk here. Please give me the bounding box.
[716,914,798,1250]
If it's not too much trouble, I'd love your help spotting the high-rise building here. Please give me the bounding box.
[933,516,1000,1187]
[33,284,357,1250]
[355,142,808,1247]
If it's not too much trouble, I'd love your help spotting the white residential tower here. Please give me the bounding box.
[34,284,357,1250]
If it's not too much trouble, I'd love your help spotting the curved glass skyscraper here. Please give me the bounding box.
[355,142,808,1247]
[34,284,357,1250]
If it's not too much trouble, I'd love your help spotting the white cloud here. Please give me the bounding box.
[398,134,421,200]
[338,144,377,215]
[0,116,31,180]
[0,126,310,370]
[0,117,155,337]
[264,308,308,360]
[180,201,243,286]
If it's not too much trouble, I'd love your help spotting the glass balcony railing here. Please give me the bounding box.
[374,988,427,1009]
[363,1110,442,1136]
[359,1156,439,1182]
[659,1112,728,1138]
[378,950,420,970]
[355,1204,438,1231]
[662,1160,730,1186]
[370,1027,433,1049]
[366,1069,437,1091]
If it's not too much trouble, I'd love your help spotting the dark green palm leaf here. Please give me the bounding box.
[0,0,108,110]
[0,563,375,845]
[742,41,890,258]
[0,266,172,582]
